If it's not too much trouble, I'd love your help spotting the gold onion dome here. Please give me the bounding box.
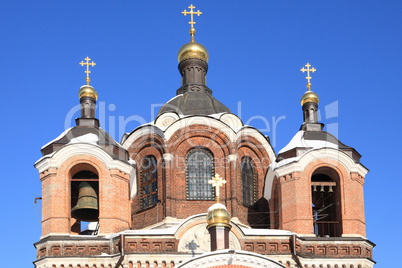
[78,85,98,101]
[300,89,319,106]
[178,41,209,63]
[206,203,231,228]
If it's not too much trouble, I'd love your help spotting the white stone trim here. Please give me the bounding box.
[121,125,165,150]
[227,154,238,162]
[34,143,134,174]
[219,113,243,132]
[163,153,174,162]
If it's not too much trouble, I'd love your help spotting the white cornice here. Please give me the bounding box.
[34,143,134,174]
[121,125,165,150]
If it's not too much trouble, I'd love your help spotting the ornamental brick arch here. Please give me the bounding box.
[126,131,165,161]
[163,124,234,219]
[166,124,234,156]
[235,134,272,168]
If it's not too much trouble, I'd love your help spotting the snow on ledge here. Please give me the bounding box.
[68,133,99,145]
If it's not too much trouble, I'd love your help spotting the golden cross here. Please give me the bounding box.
[182,4,202,28]
[300,62,316,90]
[208,174,226,203]
[79,57,96,85]
[182,4,202,42]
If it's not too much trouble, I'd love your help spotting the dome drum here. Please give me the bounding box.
[178,57,208,88]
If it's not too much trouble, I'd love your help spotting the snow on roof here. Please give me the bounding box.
[269,156,299,170]
[68,133,99,145]
[278,130,339,154]
[40,127,73,150]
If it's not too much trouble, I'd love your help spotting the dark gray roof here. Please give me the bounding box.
[158,89,231,116]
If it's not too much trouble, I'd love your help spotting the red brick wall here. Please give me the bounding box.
[276,158,366,236]
[128,124,272,229]
[40,153,131,237]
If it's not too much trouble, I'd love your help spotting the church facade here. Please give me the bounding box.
[33,5,375,268]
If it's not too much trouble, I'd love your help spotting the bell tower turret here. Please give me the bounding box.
[266,63,368,238]
[35,57,133,238]
[300,63,323,131]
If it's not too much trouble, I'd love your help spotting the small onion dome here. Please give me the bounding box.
[78,85,98,101]
[178,42,209,63]
[206,203,231,229]
[300,90,319,106]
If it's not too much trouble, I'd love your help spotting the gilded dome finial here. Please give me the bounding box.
[79,57,96,85]
[300,62,319,106]
[182,4,202,43]
[178,4,209,63]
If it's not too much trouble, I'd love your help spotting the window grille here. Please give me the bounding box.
[186,148,214,200]
[140,156,158,209]
[241,156,256,207]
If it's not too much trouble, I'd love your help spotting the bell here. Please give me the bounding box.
[313,184,317,192]
[328,185,334,193]
[71,182,99,222]
[320,184,325,192]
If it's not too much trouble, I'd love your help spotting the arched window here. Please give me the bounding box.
[186,148,214,200]
[140,156,158,209]
[311,168,341,237]
[241,156,256,207]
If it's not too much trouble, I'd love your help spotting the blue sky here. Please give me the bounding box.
[0,1,400,266]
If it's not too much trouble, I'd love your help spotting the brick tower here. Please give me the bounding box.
[34,5,375,268]
[265,63,368,238]
[35,58,134,257]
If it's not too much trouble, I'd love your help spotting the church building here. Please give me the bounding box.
[33,4,375,268]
